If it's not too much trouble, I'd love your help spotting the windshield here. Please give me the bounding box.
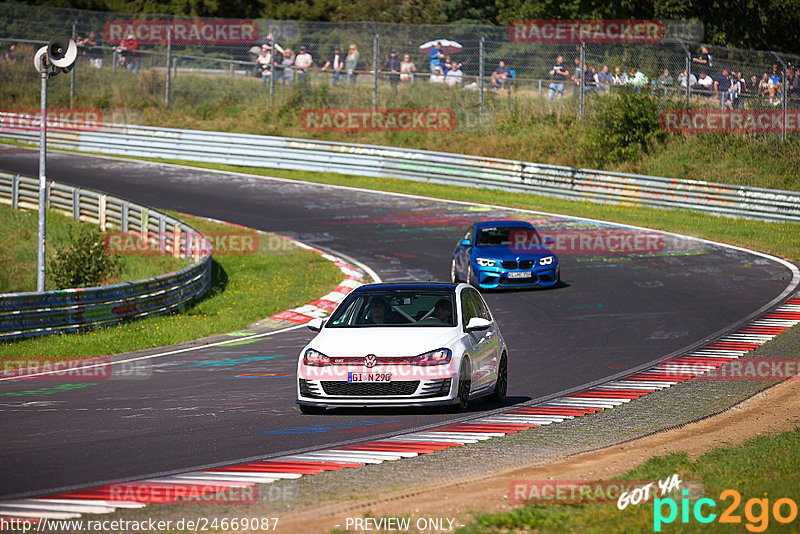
[475,226,539,246]
[326,291,456,328]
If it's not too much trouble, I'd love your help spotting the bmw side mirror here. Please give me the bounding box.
[307,318,324,332]
[543,236,555,245]
[460,239,471,247]
[465,317,491,332]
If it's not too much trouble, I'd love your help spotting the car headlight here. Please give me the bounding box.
[411,348,452,366]
[303,348,331,367]
[476,258,496,267]
[539,256,555,266]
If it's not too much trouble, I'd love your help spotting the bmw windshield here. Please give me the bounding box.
[475,226,540,246]
[326,291,456,327]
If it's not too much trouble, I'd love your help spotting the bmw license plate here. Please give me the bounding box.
[507,271,532,279]
[348,372,392,382]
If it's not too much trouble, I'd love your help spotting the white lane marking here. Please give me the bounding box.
[0,508,81,519]
[0,501,116,514]
[140,477,254,487]
[30,499,147,509]
[274,454,382,464]
[203,471,302,480]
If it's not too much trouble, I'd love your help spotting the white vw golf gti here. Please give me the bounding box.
[297,282,508,414]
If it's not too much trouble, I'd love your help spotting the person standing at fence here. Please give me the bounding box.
[491,60,510,90]
[678,69,696,88]
[548,55,568,100]
[345,44,360,84]
[78,32,103,69]
[321,45,344,85]
[429,42,444,73]
[445,61,463,87]
[596,65,613,94]
[692,46,712,77]
[430,65,445,84]
[612,66,628,85]
[400,54,416,84]
[119,34,139,74]
[257,44,274,84]
[713,67,731,108]
[281,48,295,85]
[380,49,401,91]
[294,45,312,84]
[768,64,783,105]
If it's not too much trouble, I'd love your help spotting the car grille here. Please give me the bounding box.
[500,276,539,285]
[501,260,518,269]
[519,259,535,269]
[417,379,452,398]
[321,381,420,396]
[299,379,323,398]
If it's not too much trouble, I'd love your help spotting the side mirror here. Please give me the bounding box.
[465,317,491,332]
[543,236,555,245]
[307,318,324,332]
[460,239,471,247]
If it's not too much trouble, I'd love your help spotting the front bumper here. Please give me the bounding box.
[297,377,456,407]
[474,264,559,289]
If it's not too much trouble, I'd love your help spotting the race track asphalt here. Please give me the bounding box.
[0,146,793,498]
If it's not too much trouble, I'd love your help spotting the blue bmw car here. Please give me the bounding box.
[451,221,560,290]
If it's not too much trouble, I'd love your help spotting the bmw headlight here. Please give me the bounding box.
[539,256,555,266]
[411,348,452,366]
[476,258,496,267]
[303,348,331,367]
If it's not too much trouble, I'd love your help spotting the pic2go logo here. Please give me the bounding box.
[654,489,799,532]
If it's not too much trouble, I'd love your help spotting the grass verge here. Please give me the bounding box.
[0,202,184,293]
[0,212,343,361]
[460,426,800,533]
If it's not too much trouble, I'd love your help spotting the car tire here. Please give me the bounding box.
[449,359,471,412]
[484,352,508,403]
[450,258,461,283]
[299,404,326,415]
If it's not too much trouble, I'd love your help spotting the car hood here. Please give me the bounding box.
[473,244,553,260]
[309,326,460,357]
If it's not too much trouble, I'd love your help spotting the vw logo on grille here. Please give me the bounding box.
[364,354,377,368]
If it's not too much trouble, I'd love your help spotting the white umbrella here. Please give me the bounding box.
[419,39,463,55]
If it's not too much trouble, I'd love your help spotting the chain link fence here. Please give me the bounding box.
[1,4,799,137]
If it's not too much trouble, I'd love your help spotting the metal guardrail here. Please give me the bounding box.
[1,117,799,223]
[0,172,212,341]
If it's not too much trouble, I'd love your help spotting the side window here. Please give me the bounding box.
[460,289,480,329]
[468,290,492,321]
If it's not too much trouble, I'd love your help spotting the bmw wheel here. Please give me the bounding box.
[450,258,461,283]
[484,352,508,403]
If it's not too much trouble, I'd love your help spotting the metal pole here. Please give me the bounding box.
[165,26,172,106]
[37,70,48,292]
[479,34,485,113]
[269,28,275,106]
[579,42,585,117]
[772,51,788,142]
[372,32,379,107]
[70,21,76,108]
[678,40,691,108]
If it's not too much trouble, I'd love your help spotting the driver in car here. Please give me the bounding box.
[433,299,453,323]
[366,297,403,324]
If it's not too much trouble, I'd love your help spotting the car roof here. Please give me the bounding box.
[474,220,535,229]
[352,282,459,293]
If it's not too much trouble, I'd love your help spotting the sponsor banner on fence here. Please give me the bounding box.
[104,20,257,44]
[104,231,258,256]
[661,109,800,134]
[509,19,664,43]
[510,229,665,255]
[301,108,456,133]
[0,109,103,132]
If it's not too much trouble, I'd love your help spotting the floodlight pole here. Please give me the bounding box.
[37,67,48,292]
